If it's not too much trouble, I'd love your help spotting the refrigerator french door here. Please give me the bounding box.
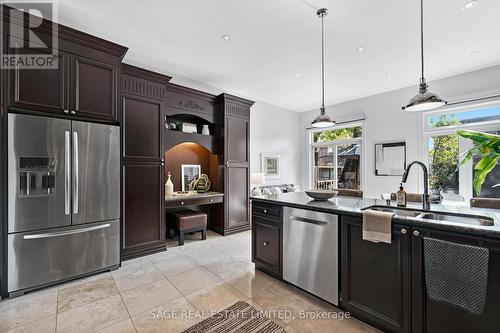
[7,114,120,294]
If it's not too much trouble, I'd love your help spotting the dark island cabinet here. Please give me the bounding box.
[120,64,171,260]
[252,202,283,279]
[341,216,411,333]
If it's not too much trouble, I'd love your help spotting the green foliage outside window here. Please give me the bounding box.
[313,126,362,142]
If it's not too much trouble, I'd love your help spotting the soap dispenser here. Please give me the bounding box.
[165,172,174,197]
[396,183,407,207]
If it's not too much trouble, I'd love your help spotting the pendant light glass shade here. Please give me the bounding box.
[403,0,447,112]
[311,8,335,128]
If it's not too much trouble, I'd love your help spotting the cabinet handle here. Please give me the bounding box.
[70,110,76,114]
[263,242,269,246]
[401,228,407,234]
[181,202,184,205]
[263,209,267,214]
[64,109,69,114]
[209,199,213,202]
[413,230,420,237]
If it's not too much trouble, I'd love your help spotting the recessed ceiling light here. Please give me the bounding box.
[221,34,231,41]
[462,1,478,10]
[470,50,480,56]
[296,73,301,77]
[356,47,364,52]
[387,76,392,80]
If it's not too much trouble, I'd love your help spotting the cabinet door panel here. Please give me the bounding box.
[226,166,249,230]
[123,164,164,251]
[122,95,163,161]
[225,116,248,164]
[8,50,67,114]
[72,56,116,121]
[253,218,281,269]
[341,216,411,333]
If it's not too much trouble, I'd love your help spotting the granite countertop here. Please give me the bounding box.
[251,192,500,239]
[165,191,224,202]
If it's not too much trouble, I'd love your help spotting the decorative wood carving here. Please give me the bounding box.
[178,99,206,112]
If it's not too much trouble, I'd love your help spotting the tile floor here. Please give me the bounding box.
[0,230,379,333]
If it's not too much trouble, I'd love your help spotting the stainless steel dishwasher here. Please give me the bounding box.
[283,207,339,305]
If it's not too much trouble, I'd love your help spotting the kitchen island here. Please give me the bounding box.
[251,192,500,333]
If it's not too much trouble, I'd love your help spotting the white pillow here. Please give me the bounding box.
[274,187,282,193]
[262,188,272,195]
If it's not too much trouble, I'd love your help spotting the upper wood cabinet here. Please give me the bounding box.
[70,55,117,121]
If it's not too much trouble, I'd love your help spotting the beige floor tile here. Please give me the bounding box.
[120,256,153,269]
[223,269,275,298]
[57,272,112,291]
[167,267,220,295]
[0,288,57,332]
[95,318,137,333]
[5,315,56,333]
[251,281,315,324]
[112,263,165,292]
[182,246,230,265]
[132,297,202,333]
[203,257,254,280]
[185,281,247,317]
[153,255,200,278]
[284,326,299,333]
[57,276,118,312]
[147,248,184,264]
[121,279,182,315]
[56,294,129,333]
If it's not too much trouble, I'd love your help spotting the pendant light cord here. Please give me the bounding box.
[420,0,427,90]
[321,13,326,113]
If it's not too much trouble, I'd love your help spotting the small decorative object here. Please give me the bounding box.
[202,124,210,135]
[261,153,281,179]
[189,174,211,193]
[457,129,500,195]
[250,172,265,196]
[181,122,197,134]
[381,193,391,206]
[167,122,178,131]
[305,189,338,201]
[181,164,201,191]
[375,142,406,176]
[165,172,174,196]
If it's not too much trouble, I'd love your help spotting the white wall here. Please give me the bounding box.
[250,102,301,186]
[300,65,500,199]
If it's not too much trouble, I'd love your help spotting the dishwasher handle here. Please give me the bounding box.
[289,215,328,226]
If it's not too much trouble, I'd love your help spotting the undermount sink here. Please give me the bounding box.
[366,206,495,227]
[417,212,494,226]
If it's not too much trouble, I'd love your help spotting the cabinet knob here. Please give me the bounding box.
[64,110,69,114]
[413,230,420,237]
[263,209,267,214]
[70,110,76,114]
[401,228,407,235]
[181,202,184,205]
[263,242,269,246]
[209,199,213,202]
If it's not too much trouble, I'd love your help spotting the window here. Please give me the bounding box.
[423,104,500,200]
[310,124,363,190]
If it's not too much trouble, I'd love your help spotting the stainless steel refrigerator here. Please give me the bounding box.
[7,113,120,295]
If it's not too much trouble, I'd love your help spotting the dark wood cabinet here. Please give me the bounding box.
[411,228,500,333]
[70,55,117,121]
[218,93,254,235]
[252,203,283,279]
[341,216,411,333]
[120,64,171,260]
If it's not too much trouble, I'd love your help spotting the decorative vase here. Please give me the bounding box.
[165,172,174,196]
[202,125,210,135]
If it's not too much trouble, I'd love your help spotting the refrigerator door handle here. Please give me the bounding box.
[65,131,70,215]
[23,223,111,240]
[73,131,79,215]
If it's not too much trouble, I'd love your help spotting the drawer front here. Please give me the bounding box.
[166,196,223,208]
[8,220,119,293]
[253,202,281,220]
[253,219,281,270]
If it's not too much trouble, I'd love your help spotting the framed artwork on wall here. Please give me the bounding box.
[261,153,281,179]
[181,164,201,191]
[375,141,407,176]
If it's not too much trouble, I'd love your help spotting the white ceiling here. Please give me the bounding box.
[55,0,500,112]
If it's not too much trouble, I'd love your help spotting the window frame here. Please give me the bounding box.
[308,121,365,191]
[422,101,500,200]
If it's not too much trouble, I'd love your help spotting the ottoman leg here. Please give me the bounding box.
[179,231,185,246]
[201,229,207,240]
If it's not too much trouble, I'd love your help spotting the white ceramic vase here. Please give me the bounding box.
[202,124,210,135]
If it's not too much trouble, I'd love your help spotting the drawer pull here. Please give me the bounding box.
[413,230,420,237]
[401,228,407,234]
[181,202,184,205]
[209,199,213,202]
[263,209,267,214]
[263,242,269,246]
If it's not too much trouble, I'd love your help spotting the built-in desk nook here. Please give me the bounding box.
[121,66,254,259]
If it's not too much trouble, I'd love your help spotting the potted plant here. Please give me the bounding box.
[457,129,500,195]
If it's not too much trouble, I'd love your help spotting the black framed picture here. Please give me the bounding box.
[375,142,406,176]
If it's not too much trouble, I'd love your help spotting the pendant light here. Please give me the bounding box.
[311,8,335,128]
[403,0,447,112]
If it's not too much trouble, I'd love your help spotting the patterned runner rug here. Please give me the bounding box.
[182,301,286,333]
